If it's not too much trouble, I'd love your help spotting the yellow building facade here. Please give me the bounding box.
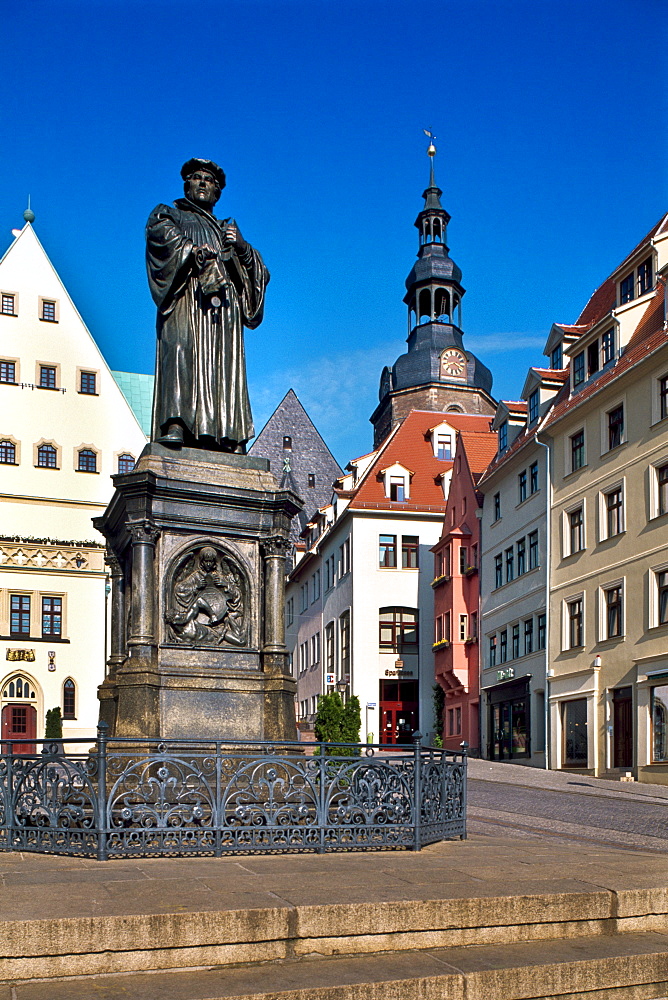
[545,215,668,782]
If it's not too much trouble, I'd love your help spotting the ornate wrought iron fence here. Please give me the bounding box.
[0,724,466,859]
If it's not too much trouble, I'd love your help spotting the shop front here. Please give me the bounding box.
[484,674,531,761]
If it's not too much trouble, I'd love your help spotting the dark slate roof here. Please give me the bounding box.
[249,390,343,547]
[387,321,494,396]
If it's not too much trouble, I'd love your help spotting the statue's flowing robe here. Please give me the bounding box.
[147,197,269,447]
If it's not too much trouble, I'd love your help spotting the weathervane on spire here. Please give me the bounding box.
[423,128,437,157]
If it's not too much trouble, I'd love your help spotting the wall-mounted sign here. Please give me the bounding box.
[496,667,515,682]
[366,702,377,709]
[6,649,35,662]
[384,668,415,678]
[325,673,335,685]
[48,650,56,671]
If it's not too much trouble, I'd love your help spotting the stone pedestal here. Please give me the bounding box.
[94,444,302,741]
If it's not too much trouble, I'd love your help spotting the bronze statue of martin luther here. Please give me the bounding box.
[147,158,269,453]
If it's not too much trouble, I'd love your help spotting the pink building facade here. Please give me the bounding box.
[432,431,497,753]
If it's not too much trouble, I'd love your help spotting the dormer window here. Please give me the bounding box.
[381,462,412,501]
[573,352,585,388]
[498,421,508,452]
[620,273,634,304]
[619,255,654,306]
[528,390,539,425]
[587,341,599,377]
[638,257,653,296]
[550,344,563,369]
[390,476,405,501]
[436,432,452,460]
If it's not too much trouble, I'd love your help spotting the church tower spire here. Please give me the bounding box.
[369,136,495,449]
[404,138,463,334]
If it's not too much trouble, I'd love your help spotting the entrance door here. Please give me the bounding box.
[613,687,633,769]
[489,698,529,759]
[1,704,37,754]
[380,680,419,745]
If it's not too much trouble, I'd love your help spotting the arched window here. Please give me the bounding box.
[0,440,16,464]
[117,453,135,474]
[37,444,57,468]
[418,289,431,324]
[433,219,442,243]
[379,607,419,652]
[434,289,451,323]
[2,675,36,701]
[282,436,292,450]
[78,449,97,473]
[63,679,76,719]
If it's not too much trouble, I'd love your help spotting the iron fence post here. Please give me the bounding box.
[5,745,14,850]
[412,731,423,851]
[318,744,326,854]
[215,741,222,857]
[460,741,469,840]
[96,721,108,861]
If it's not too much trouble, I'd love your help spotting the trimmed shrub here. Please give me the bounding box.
[45,706,63,740]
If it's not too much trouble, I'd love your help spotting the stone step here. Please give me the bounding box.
[7,932,668,999]
[2,886,668,984]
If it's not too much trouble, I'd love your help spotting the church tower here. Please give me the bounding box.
[370,140,496,447]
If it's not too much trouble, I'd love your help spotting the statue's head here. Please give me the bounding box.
[199,546,218,572]
[181,158,226,209]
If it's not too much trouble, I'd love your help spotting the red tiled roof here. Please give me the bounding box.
[458,430,498,475]
[544,287,667,430]
[348,410,493,511]
[531,367,569,381]
[574,214,668,328]
[504,400,528,412]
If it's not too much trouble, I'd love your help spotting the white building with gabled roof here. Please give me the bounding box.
[0,216,149,744]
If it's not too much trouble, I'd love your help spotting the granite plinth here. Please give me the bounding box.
[95,444,302,741]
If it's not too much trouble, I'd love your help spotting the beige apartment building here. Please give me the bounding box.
[543,214,668,782]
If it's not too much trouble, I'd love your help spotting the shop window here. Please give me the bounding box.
[562,698,588,767]
[652,685,668,762]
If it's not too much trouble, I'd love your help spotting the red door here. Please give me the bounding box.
[1,704,37,754]
[379,680,419,746]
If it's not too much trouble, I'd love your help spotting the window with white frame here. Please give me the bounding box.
[528,530,539,569]
[389,476,406,501]
[382,463,411,501]
[518,469,527,503]
[650,462,668,519]
[565,596,584,649]
[565,504,585,556]
[602,582,623,640]
[311,631,320,664]
[570,429,585,473]
[651,684,668,762]
[311,570,320,603]
[459,614,468,642]
[530,460,539,494]
[325,623,335,674]
[652,567,668,628]
[436,432,452,460]
[601,484,624,539]
[605,403,625,451]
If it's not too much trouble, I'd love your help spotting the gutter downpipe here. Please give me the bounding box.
[533,414,552,771]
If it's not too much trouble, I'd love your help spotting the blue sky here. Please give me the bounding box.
[2,0,665,465]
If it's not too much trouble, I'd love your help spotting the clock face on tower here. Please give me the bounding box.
[440,349,467,379]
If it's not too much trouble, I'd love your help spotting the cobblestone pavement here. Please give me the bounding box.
[468,757,668,851]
